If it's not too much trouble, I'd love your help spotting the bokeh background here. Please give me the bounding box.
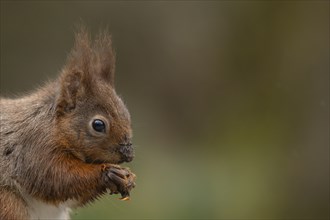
[1,1,329,219]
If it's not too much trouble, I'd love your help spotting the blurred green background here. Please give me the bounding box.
[0,1,329,219]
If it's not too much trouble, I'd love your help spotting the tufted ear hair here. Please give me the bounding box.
[93,29,116,86]
[64,28,116,86]
[64,27,93,81]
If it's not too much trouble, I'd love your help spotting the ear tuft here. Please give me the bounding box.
[63,26,116,86]
[65,26,93,74]
[94,29,116,86]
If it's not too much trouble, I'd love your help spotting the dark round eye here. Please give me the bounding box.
[92,119,106,133]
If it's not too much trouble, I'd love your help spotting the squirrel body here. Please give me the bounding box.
[0,29,136,220]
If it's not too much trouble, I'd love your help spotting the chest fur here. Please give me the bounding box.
[26,196,74,220]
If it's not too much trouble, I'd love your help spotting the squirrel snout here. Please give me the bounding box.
[118,143,134,163]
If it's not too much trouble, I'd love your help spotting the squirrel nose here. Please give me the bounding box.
[118,135,134,162]
[118,144,134,162]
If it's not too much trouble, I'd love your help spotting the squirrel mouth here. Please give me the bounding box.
[84,145,134,165]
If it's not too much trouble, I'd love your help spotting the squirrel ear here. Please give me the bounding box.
[56,70,83,115]
[56,28,93,115]
[94,31,116,86]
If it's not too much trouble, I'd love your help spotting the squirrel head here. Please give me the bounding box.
[54,28,134,165]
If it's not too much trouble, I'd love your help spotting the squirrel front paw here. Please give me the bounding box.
[102,165,136,200]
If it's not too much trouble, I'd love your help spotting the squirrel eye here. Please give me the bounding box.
[92,119,106,133]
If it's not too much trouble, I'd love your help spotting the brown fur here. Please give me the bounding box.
[0,28,135,219]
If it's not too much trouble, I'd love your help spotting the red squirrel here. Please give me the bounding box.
[0,28,136,220]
